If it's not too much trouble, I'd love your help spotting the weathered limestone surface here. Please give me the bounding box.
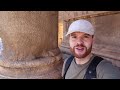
[59,11,109,21]
[0,11,63,79]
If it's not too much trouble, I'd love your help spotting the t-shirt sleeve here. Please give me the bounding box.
[96,60,120,79]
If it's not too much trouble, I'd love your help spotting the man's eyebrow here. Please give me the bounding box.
[70,33,76,36]
[84,34,91,36]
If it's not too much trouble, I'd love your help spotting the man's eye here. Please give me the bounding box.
[72,36,77,38]
[84,35,90,38]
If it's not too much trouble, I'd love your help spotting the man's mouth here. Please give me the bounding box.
[75,47,84,51]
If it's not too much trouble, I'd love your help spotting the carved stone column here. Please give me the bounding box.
[0,11,63,79]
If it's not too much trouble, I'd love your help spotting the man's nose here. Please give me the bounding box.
[76,38,83,45]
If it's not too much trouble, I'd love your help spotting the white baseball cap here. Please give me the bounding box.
[66,19,95,36]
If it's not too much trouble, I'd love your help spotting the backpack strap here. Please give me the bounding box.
[63,55,74,79]
[84,56,103,79]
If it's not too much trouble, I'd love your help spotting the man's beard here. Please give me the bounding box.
[70,44,92,58]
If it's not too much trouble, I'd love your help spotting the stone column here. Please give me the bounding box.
[0,11,63,79]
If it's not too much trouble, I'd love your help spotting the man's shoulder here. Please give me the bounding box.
[92,55,119,70]
[97,59,114,69]
[62,55,74,77]
[96,57,115,70]
[93,55,119,73]
[96,58,120,79]
[62,55,74,71]
[64,55,74,63]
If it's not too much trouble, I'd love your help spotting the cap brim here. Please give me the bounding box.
[65,29,94,37]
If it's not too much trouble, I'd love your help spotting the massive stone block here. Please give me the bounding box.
[0,11,63,79]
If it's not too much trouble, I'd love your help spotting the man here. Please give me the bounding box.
[62,19,120,79]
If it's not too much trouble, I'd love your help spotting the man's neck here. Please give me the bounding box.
[75,53,93,65]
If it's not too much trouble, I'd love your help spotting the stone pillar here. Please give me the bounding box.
[0,11,63,79]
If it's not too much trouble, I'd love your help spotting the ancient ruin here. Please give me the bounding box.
[0,11,120,79]
[0,11,63,79]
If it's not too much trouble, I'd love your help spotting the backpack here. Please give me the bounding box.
[63,55,103,79]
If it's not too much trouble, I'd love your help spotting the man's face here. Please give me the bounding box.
[69,32,93,58]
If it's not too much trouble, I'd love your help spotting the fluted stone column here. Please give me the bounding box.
[0,11,63,79]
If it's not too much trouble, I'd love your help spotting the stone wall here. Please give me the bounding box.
[59,11,109,21]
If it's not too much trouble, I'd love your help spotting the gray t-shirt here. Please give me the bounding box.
[62,55,120,79]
